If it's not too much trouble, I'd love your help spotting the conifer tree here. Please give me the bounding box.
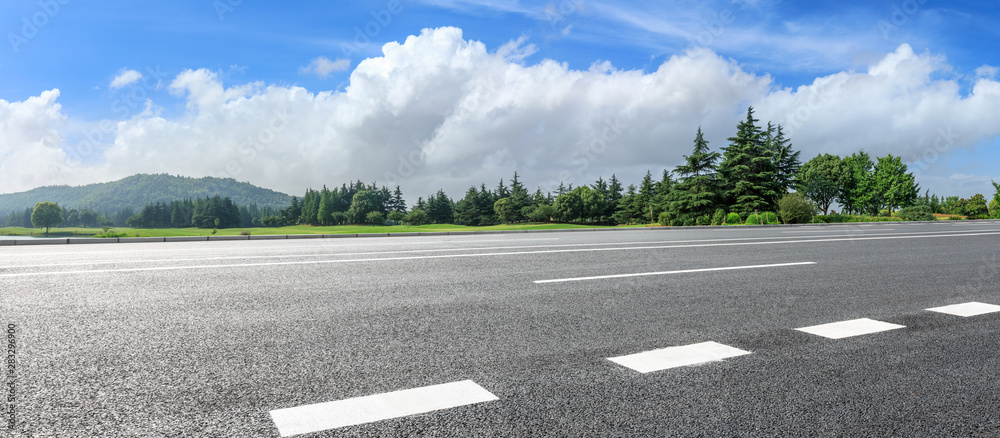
[668,127,721,223]
[718,107,780,216]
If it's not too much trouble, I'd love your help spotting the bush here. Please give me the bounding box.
[778,192,817,224]
[898,205,935,221]
[406,209,428,225]
[681,217,695,226]
[658,212,671,226]
[761,212,778,224]
[695,214,709,226]
[725,212,742,225]
[990,199,1000,219]
[744,213,762,225]
[239,230,252,235]
[711,209,726,226]
[878,209,891,217]
[366,211,385,225]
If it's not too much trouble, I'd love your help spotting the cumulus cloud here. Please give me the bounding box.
[110,69,143,89]
[3,27,1000,200]
[299,56,351,78]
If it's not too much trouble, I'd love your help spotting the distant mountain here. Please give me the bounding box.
[0,174,293,214]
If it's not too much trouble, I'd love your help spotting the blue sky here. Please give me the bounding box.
[1,0,999,200]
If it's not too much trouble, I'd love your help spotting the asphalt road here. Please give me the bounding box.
[2,221,1000,437]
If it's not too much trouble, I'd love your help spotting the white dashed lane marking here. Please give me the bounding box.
[795,318,905,339]
[926,302,1000,317]
[608,341,751,373]
[269,380,498,437]
[534,262,816,284]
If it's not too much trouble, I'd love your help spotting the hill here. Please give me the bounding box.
[0,174,293,214]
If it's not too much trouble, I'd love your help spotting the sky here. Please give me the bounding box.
[1,0,999,203]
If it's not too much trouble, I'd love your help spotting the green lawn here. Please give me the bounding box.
[0,223,647,238]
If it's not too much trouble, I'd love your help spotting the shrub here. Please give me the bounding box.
[695,214,709,226]
[725,212,742,225]
[878,209,891,217]
[778,192,817,224]
[239,230,252,235]
[681,217,694,226]
[990,199,1000,219]
[898,205,935,221]
[406,209,428,225]
[761,212,778,224]
[365,211,385,225]
[744,213,762,225]
[658,212,671,226]
[711,209,726,226]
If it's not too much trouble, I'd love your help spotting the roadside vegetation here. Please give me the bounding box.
[4,107,999,237]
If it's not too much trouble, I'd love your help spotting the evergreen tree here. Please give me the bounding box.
[607,174,623,219]
[668,127,721,223]
[766,123,801,201]
[718,107,780,216]
[637,171,657,223]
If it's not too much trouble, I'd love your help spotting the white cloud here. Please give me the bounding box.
[110,69,143,90]
[3,27,1000,202]
[299,56,351,78]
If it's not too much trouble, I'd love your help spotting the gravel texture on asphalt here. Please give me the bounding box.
[1,221,999,436]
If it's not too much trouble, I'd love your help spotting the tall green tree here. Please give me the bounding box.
[637,171,657,223]
[347,190,379,224]
[871,154,919,213]
[668,127,721,223]
[31,201,63,235]
[765,123,801,200]
[718,107,780,216]
[798,153,842,214]
[838,151,875,215]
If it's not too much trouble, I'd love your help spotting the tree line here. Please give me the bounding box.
[12,107,1000,232]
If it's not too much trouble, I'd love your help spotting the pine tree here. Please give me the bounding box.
[766,123,801,201]
[668,127,721,223]
[718,107,780,216]
[637,171,656,223]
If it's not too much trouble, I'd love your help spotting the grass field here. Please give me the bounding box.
[0,222,645,238]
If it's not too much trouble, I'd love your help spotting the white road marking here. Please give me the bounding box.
[926,302,1000,317]
[268,380,497,437]
[608,341,751,373]
[533,262,816,284]
[795,318,905,339]
[3,230,998,277]
[782,229,894,232]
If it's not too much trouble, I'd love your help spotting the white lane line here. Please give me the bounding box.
[795,318,905,339]
[0,228,986,260]
[4,231,998,277]
[608,341,751,373]
[926,302,1000,317]
[269,380,497,437]
[782,229,894,233]
[534,262,816,284]
[0,237,563,258]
